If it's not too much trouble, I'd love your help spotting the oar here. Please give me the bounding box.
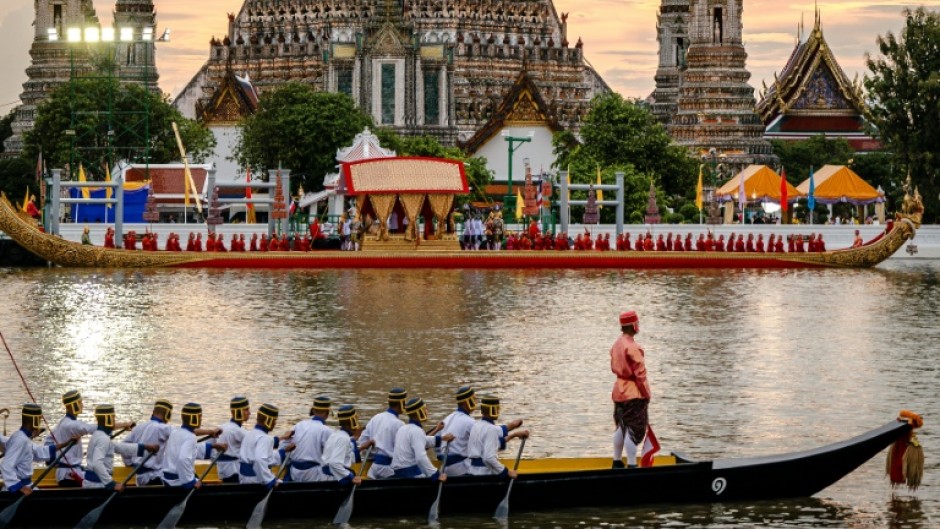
[155,450,225,529]
[332,446,373,525]
[245,452,293,529]
[72,451,155,529]
[0,438,79,529]
[493,437,527,521]
[427,442,450,525]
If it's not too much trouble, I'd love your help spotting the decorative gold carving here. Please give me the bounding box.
[897,173,924,228]
[505,89,547,124]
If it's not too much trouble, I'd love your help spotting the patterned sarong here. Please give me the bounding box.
[614,399,649,444]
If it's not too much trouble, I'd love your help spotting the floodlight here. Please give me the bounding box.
[47,28,59,42]
[67,27,82,42]
[102,27,115,42]
[142,27,154,41]
[120,27,134,42]
[84,27,100,43]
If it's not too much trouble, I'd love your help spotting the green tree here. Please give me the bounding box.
[0,157,37,206]
[576,93,697,197]
[0,110,14,154]
[770,136,854,184]
[236,84,373,192]
[24,78,215,179]
[865,7,940,221]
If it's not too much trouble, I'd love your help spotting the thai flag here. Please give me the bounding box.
[536,178,543,209]
[640,425,661,468]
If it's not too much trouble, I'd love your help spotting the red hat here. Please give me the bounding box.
[619,311,639,326]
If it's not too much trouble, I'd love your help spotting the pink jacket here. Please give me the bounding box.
[610,334,651,402]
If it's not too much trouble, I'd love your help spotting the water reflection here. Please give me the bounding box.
[0,261,937,529]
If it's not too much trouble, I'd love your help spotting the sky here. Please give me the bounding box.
[0,0,937,116]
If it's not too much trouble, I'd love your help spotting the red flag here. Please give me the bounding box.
[640,425,661,468]
[780,168,788,213]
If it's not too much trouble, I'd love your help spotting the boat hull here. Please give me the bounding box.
[0,195,916,269]
[0,420,911,526]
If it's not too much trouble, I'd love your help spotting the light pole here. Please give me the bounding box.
[502,131,533,218]
[700,148,726,224]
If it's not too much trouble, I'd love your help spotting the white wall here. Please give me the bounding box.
[210,126,242,183]
[475,125,557,183]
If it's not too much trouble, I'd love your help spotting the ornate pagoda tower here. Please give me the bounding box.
[669,0,775,172]
[4,0,100,155]
[113,0,160,93]
[650,0,690,125]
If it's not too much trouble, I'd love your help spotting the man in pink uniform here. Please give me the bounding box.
[609,310,651,469]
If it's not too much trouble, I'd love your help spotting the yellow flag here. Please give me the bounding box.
[183,164,192,209]
[695,164,704,211]
[596,165,604,209]
[78,164,90,199]
[104,162,113,209]
[21,189,29,213]
[515,189,524,220]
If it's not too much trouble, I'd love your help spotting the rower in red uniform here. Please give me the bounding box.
[622,233,632,251]
[643,234,654,251]
[734,234,745,252]
[695,234,705,251]
[595,233,604,251]
[104,227,115,249]
[715,234,725,252]
[816,234,826,252]
[725,232,735,252]
[774,236,784,253]
[259,234,269,252]
[186,233,195,251]
[787,235,795,253]
[755,234,765,253]
[745,234,754,252]
[656,234,666,251]
[249,234,258,252]
[795,235,805,252]
[194,233,203,252]
[705,232,715,251]
[852,230,863,248]
[673,235,683,252]
[665,233,673,251]
[684,233,693,252]
[216,234,227,252]
[767,234,776,253]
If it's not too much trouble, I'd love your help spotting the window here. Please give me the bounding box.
[337,69,353,98]
[381,63,395,125]
[423,69,440,125]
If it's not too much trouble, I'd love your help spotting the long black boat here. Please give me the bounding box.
[0,418,917,527]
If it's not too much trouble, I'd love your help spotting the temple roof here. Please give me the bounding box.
[461,70,561,154]
[336,128,396,163]
[199,70,259,125]
[341,157,468,195]
[756,11,866,123]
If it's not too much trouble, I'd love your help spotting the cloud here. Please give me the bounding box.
[0,1,34,112]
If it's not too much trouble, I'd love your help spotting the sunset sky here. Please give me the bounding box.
[0,1,936,117]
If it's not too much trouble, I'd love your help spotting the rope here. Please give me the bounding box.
[0,330,82,482]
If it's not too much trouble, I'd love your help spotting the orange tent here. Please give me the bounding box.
[796,165,884,204]
[714,165,802,204]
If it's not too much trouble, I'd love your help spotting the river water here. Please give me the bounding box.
[0,260,937,529]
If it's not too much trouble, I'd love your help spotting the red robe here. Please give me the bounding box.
[104,232,115,249]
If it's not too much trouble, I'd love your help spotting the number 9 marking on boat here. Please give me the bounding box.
[711,477,727,495]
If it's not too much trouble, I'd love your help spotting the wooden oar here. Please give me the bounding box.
[331,446,373,525]
[155,450,225,529]
[493,437,527,521]
[0,438,78,529]
[245,452,293,529]
[72,450,155,529]
[427,442,450,525]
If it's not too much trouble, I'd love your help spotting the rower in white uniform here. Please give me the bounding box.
[288,396,333,482]
[161,403,226,489]
[358,388,407,479]
[47,390,100,487]
[467,395,528,477]
[216,396,251,483]
[435,386,478,476]
[122,399,174,486]
[1,403,71,495]
[83,404,158,490]
[391,397,453,480]
[321,404,363,485]
[239,403,293,487]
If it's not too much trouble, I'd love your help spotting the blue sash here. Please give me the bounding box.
[163,472,180,481]
[373,454,393,466]
[444,454,467,466]
[239,462,257,477]
[84,471,103,483]
[217,454,238,462]
[470,458,486,467]
[290,460,321,470]
[393,465,421,478]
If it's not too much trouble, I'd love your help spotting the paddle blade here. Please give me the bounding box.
[73,496,113,529]
[0,496,25,529]
[427,494,441,526]
[493,495,510,521]
[155,499,187,529]
[331,491,354,525]
[246,491,272,529]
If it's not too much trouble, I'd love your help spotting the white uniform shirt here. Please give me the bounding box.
[216,420,247,480]
[161,427,212,487]
[289,416,331,482]
[1,429,53,492]
[467,419,509,476]
[48,414,97,482]
[359,409,404,479]
[391,422,439,478]
[321,429,357,484]
[123,417,173,485]
[84,429,145,488]
[238,426,283,485]
[437,409,475,476]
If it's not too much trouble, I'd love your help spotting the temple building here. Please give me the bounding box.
[653,0,776,172]
[649,0,689,125]
[4,0,160,155]
[756,11,879,151]
[173,0,609,182]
